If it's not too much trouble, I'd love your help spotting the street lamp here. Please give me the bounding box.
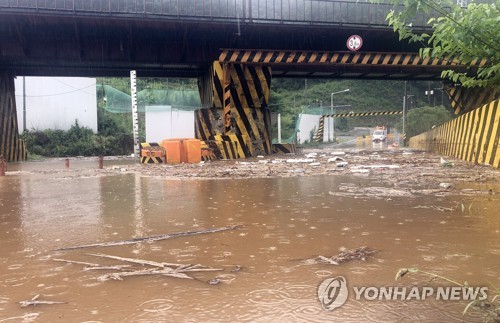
[330,89,350,142]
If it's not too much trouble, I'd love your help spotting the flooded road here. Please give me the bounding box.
[0,153,499,322]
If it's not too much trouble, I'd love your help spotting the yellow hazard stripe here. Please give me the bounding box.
[219,50,489,68]
[409,100,500,168]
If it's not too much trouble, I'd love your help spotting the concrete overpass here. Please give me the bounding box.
[0,0,497,165]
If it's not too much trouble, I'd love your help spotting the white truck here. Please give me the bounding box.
[372,127,387,142]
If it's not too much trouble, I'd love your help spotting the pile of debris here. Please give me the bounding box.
[303,246,376,265]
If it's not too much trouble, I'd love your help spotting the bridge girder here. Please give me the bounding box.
[0,11,417,78]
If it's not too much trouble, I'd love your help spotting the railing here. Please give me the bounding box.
[0,0,435,28]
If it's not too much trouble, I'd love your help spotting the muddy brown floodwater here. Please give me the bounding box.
[0,147,499,322]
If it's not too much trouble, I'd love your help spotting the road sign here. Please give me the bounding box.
[346,35,363,51]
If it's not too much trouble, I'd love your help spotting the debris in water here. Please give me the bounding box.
[439,183,454,189]
[54,225,242,251]
[301,246,376,265]
[19,294,67,307]
[336,161,348,168]
[208,278,221,285]
[56,253,229,283]
[286,158,315,163]
[414,205,454,212]
[230,265,242,272]
[328,157,344,162]
[440,157,454,167]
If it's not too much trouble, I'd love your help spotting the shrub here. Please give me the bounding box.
[21,120,134,157]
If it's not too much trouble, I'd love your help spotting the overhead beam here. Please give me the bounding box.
[219,49,487,80]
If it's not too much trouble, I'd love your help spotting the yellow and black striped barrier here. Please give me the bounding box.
[323,111,403,118]
[203,139,240,160]
[314,111,403,142]
[314,116,326,142]
[196,61,272,158]
[140,142,165,164]
[219,49,487,69]
[0,73,27,162]
[210,134,250,159]
[409,99,500,168]
[272,143,296,154]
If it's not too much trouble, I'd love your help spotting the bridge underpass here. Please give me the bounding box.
[0,0,498,166]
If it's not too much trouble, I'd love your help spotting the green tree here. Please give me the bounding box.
[401,105,454,138]
[385,0,499,89]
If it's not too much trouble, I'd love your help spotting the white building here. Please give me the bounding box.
[15,77,97,133]
[145,105,195,142]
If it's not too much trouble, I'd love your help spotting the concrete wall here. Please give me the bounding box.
[15,77,97,133]
[145,106,195,142]
[297,114,322,144]
[409,100,499,168]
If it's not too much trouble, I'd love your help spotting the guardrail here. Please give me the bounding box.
[0,0,435,28]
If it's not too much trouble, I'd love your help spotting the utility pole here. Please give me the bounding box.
[330,89,350,142]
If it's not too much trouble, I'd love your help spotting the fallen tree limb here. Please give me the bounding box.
[54,225,242,251]
[19,295,66,308]
[54,258,103,267]
[55,253,227,283]
[54,258,132,271]
[97,269,194,282]
[83,265,132,271]
[87,253,176,268]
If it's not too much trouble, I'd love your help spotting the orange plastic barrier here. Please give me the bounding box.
[161,138,201,164]
[162,140,181,164]
[182,139,201,163]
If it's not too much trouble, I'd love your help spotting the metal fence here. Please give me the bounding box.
[0,0,435,27]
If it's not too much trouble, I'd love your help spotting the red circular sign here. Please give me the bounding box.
[346,35,363,52]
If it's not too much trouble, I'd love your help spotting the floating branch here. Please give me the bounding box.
[56,253,226,283]
[97,269,194,282]
[54,258,132,271]
[54,225,242,251]
[19,295,67,308]
[86,253,179,268]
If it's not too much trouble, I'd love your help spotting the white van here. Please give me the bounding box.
[372,130,387,142]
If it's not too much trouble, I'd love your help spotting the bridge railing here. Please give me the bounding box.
[0,0,436,28]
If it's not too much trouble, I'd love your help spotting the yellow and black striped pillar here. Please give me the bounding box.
[0,73,27,162]
[196,61,272,158]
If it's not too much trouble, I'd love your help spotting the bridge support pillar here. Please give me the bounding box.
[0,73,27,162]
[196,62,272,158]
